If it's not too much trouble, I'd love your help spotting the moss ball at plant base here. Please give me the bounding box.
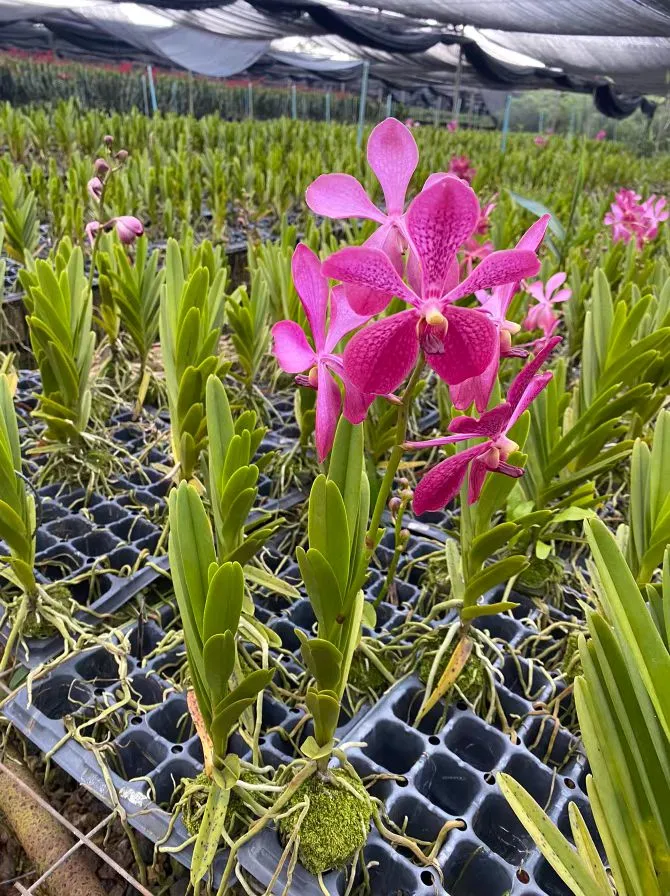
[277,768,373,876]
[348,649,389,692]
[516,555,564,596]
[418,632,486,704]
[563,630,583,682]
[181,772,211,836]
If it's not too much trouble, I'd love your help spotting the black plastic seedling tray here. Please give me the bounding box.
[0,481,169,667]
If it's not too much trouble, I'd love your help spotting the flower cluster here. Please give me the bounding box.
[273,118,559,510]
[523,272,572,337]
[86,135,144,247]
[604,188,668,249]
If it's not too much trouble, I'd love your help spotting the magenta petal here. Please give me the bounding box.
[425,306,497,386]
[272,321,316,374]
[315,366,342,463]
[406,176,480,300]
[450,402,512,438]
[506,371,553,431]
[546,272,568,296]
[367,118,419,216]
[343,309,419,394]
[341,374,376,424]
[322,246,417,315]
[422,172,450,191]
[305,173,385,223]
[325,285,371,353]
[507,336,561,409]
[517,214,550,252]
[450,350,499,413]
[344,223,405,316]
[413,443,486,515]
[447,250,541,303]
[467,458,489,504]
[291,244,329,351]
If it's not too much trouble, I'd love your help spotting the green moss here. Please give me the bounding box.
[348,648,389,693]
[277,768,372,876]
[418,632,485,704]
[181,772,211,836]
[563,630,583,682]
[516,555,564,595]
[21,611,56,639]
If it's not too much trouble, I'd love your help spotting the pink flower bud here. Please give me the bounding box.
[388,496,402,514]
[115,149,129,162]
[87,177,103,201]
[85,220,101,246]
[113,215,144,244]
[94,158,110,176]
[103,134,114,146]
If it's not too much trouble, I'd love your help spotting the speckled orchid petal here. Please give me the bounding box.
[343,309,419,394]
[322,245,417,316]
[445,250,540,305]
[413,443,487,515]
[423,305,498,386]
[366,118,418,216]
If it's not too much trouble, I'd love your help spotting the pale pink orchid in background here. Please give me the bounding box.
[114,216,144,244]
[87,176,103,201]
[452,214,551,412]
[459,199,497,276]
[604,189,667,249]
[271,244,372,462]
[306,118,419,267]
[447,120,459,132]
[448,155,476,184]
[595,129,607,141]
[407,337,560,513]
[322,175,540,397]
[640,195,669,241]
[523,271,572,337]
[534,136,548,147]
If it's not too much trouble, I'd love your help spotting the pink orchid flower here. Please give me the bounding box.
[595,129,607,141]
[448,155,476,184]
[523,272,572,337]
[408,337,560,513]
[447,120,458,132]
[452,215,550,412]
[113,216,144,244]
[85,220,101,246]
[604,189,646,246]
[87,176,103,201]
[534,136,548,147]
[322,176,541,397]
[306,118,419,267]
[271,244,372,462]
[640,195,669,241]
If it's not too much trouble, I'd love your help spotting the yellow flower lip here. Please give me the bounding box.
[308,366,319,387]
[425,307,447,328]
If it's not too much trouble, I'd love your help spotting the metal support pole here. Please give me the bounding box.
[325,90,331,123]
[539,109,545,132]
[452,45,463,124]
[356,61,370,149]
[385,93,392,118]
[291,83,297,119]
[188,70,194,117]
[500,94,513,153]
[569,108,576,136]
[146,65,158,113]
[433,94,442,128]
[141,73,149,115]
[247,81,254,119]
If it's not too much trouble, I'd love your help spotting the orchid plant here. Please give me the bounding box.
[272,119,557,730]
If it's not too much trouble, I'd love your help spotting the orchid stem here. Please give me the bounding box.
[366,354,424,557]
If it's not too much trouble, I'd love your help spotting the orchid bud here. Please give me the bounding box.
[87,177,103,202]
[94,158,109,176]
[398,529,410,546]
[85,220,101,246]
[103,134,114,146]
[113,215,144,245]
[388,497,402,515]
[115,149,129,162]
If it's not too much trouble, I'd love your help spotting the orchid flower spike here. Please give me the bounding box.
[306,118,419,268]
[113,215,144,244]
[271,244,372,462]
[322,175,541,397]
[524,272,572,337]
[407,336,561,514]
